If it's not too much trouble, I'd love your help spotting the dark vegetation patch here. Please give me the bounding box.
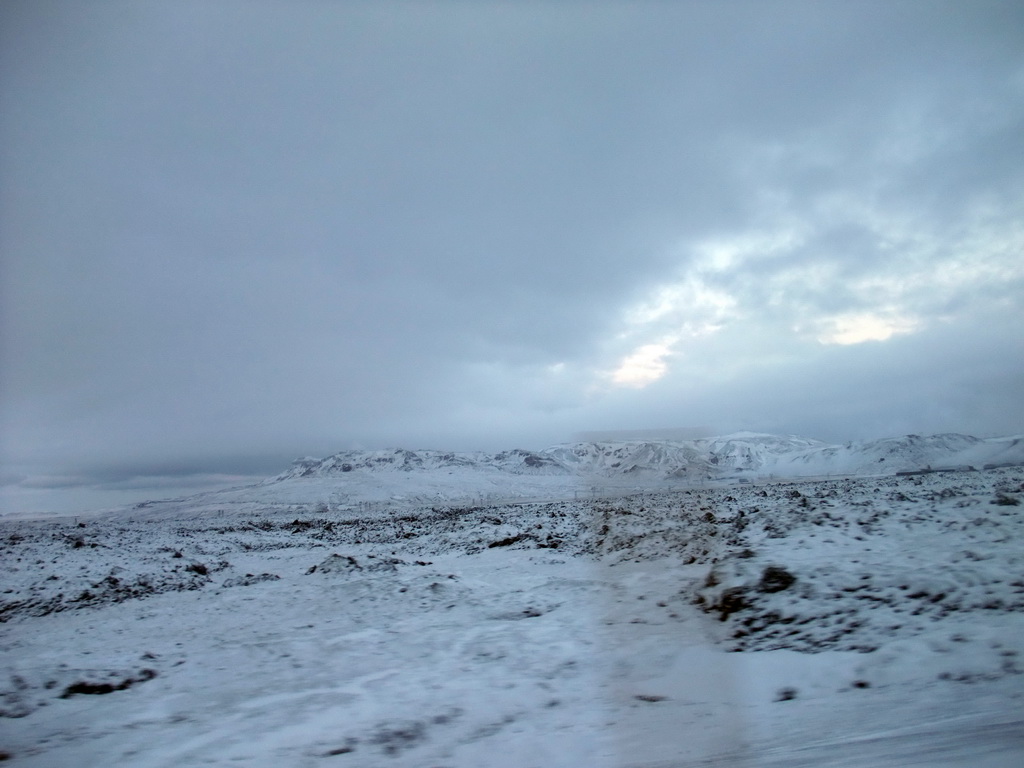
[60,669,157,698]
[368,720,427,756]
[322,738,358,756]
[221,573,280,588]
[488,535,524,548]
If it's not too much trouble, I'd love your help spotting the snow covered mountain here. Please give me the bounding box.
[131,430,1002,526]
[278,447,568,481]
[270,432,1023,487]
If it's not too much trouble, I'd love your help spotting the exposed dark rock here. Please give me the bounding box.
[758,566,797,593]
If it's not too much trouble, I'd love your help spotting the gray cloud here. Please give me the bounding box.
[2,1,1022,497]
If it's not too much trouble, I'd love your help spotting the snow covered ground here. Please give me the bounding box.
[2,464,1023,766]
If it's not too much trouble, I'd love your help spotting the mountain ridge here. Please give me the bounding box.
[270,432,1024,485]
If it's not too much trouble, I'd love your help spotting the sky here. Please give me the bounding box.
[2,1,1023,511]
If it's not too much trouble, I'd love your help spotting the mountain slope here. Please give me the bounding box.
[267,432,1022,490]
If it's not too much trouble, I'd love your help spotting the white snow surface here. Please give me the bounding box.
[2,448,1023,766]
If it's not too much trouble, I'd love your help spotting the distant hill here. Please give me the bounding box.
[270,432,1024,485]
[116,432,1024,517]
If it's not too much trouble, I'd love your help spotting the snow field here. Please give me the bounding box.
[1,467,1022,766]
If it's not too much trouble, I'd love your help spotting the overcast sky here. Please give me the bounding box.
[2,1,1023,503]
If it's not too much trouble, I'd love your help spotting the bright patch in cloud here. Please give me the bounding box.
[816,312,921,345]
[692,227,806,273]
[626,279,738,334]
[610,342,675,388]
